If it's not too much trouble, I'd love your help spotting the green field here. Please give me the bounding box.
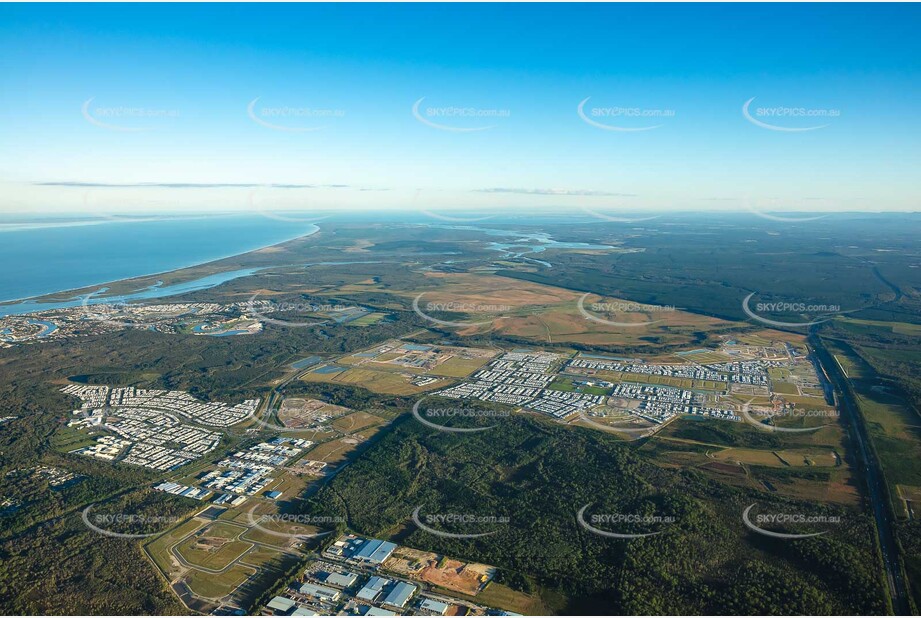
[241,518,323,547]
[679,350,732,364]
[768,367,792,381]
[428,355,492,377]
[319,366,451,395]
[176,522,252,570]
[146,517,206,576]
[711,446,840,468]
[237,545,287,568]
[184,564,255,599]
[825,340,921,509]
[772,382,800,395]
[50,425,100,453]
[596,370,726,391]
[547,377,576,392]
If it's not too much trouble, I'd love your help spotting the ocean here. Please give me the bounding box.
[0,214,317,309]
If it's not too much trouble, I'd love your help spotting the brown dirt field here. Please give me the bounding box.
[755,471,861,506]
[330,269,736,347]
[331,411,384,434]
[355,425,383,440]
[477,582,548,615]
[496,310,715,347]
[898,484,921,502]
[420,559,491,596]
[279,397,351,427]
[304,436,369,463]
[656,450,711,467]
[384,548,494,596]
[228,287,321,298]
[408,272,580,309]
[700,461,746,475]
[331,367,451,395]
[471,286,732,347]
[344,239,373,252]
[739,329,807,346]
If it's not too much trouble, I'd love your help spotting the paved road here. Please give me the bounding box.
[811,335,910,615]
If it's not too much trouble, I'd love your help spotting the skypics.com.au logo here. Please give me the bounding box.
[247,97,345,132]
[577,294,675,328]
[82,97,179,132]
[739,399,837,434]
[742,197,837,223]
[575,406,657,441]
[412,97,510,132]
[411,188,496,223]
[742,293,853,328]
[245,293,353,328]
[79,293,179,331]
[742,97,840,132]
[246,185,333,224]
[244,509,344,544]
[578,97,675,132]
[577,504,676,539]
[411,397,510,434]
[412,506,509,539]
[81,505,182,539]
[412,293,511,329]
[742,503,840,539]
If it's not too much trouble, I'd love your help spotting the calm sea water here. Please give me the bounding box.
[0,215,317,305]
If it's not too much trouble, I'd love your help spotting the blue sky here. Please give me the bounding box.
[1,3,919,214]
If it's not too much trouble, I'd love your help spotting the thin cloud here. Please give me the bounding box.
[34,182,333,189]
[474,187,635,197]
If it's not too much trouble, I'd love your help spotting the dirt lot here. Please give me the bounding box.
[279,397,351,427]
[384,547,495,596]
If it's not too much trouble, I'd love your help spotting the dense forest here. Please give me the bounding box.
[306,414,886,615]
[0,488,193,614]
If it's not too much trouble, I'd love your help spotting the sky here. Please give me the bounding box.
[1,3,919,215]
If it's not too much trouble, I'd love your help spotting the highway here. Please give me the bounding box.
[810,334,910,615]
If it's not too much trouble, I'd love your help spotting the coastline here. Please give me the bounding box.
[0,222,320,308]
